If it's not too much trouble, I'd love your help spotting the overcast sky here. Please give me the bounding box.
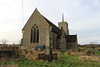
[0,0,100,44]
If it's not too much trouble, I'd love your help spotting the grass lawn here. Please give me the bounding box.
[0,51,100,67]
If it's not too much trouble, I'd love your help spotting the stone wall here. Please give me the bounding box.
[67,42,78,49]
[58,22,69,35]
[22,9,49,50]
[50,31,57,49]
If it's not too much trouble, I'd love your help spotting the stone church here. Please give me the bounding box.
[21,8,78,51]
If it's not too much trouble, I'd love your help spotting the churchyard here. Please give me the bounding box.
[0,44,100,67]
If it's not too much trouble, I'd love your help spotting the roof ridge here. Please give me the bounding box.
[42,15,61,34]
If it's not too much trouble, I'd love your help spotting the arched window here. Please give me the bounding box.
[30,24,39,43]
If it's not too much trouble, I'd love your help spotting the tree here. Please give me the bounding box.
[1,39,8,44]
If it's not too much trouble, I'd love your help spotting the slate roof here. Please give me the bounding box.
[66,35,77,42]
[42,16,61,34]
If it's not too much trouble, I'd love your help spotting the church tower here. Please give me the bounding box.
[58,14,69,35]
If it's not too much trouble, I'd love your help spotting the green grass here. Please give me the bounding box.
[93,50,100,55]
[0,51,100,67]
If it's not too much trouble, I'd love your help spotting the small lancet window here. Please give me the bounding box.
[30,24,39,43]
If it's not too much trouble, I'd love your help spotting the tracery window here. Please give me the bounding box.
[30,24,39,43]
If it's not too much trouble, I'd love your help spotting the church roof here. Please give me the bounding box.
[42,16,61,34]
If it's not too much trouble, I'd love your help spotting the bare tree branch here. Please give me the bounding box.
[1,39,8,44]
